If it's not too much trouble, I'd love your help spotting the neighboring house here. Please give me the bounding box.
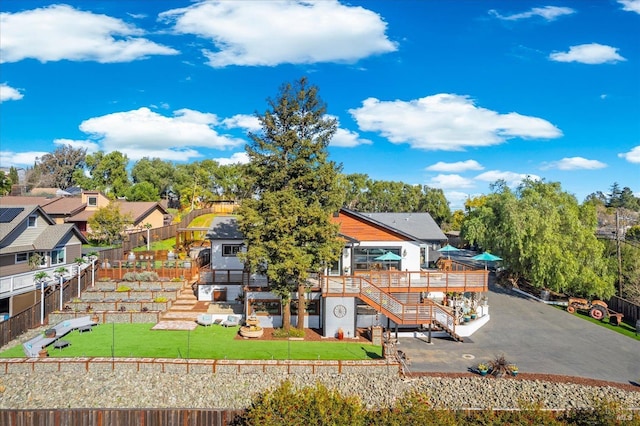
[118,201,170,230]
[199,208,487,340]
[0,205,87,317]
[0,192,170,234]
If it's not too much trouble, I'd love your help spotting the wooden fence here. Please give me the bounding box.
[606,295,640,325]
[0,267,92,348]
[0,208,219,349]
[0,409,243,426]
[97,207,219,266]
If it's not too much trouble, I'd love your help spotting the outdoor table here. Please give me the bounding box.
[53,340,71,350]
[78,325,93,333]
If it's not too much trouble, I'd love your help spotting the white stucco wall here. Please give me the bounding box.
[210,240,244,269]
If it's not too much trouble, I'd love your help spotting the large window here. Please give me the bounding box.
[222,244,242,257]
[290,299,320,316]
[50,248,65,265]
[353,247,402,271]
[16,252,28,263]
[249,299,281,316]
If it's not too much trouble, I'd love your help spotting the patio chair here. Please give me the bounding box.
[196,314,214,326]
[221,315,241,327]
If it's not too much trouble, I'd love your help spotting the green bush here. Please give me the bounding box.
[272,327,306,338]
[115,285,131,292]
[234,384,637,426]
[154,296,168,303]
[234,380,366,426]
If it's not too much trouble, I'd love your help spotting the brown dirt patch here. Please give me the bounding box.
[234,327,372,342]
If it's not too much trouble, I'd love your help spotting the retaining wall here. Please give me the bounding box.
[0,358,400,375]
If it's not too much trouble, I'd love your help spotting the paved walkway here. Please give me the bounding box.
[399,277,640,384]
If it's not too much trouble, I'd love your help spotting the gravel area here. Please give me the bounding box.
[0,371,639,410]
[1,327,638,411]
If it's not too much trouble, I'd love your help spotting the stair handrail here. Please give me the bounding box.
[322,275,458,337]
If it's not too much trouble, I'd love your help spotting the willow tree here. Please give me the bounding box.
[237,78,344,331]
[462,179,615,298]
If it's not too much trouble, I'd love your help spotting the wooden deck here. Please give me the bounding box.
[328,270,488,294]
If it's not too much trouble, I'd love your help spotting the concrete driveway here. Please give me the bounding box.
[399,278,640,384]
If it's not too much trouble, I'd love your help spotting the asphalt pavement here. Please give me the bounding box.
[399,277,640,385]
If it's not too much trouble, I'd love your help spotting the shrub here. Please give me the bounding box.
[116,285,131,292]
[170,277,183,282]
[234,380,366,426]
[122,271,160,282]
[272,327,305,338]
[154,296,168,303]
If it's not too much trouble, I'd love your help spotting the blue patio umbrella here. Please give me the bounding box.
[374,251,403,261]
[472,251,502,270]
[437,244,460,259]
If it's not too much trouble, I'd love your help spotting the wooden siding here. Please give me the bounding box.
[332,211,407,242]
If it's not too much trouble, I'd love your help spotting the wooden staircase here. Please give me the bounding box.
[323,276,463,341]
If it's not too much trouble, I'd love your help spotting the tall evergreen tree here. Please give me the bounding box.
[237,78,344,330]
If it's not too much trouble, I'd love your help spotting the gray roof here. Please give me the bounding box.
[362,212,447,242]
[0,204,87,254]
[205,216,243,240]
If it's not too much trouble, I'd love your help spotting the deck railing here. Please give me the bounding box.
[353,270,487,293]
[321,275,459,337]
[97,260,196,281]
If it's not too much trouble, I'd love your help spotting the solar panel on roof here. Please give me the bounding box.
[0,207,24,223]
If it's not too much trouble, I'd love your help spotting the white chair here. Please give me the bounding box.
[221,315,241,327]
[196,314,214,326]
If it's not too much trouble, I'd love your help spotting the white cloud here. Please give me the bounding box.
[222,114,262,132]
[541,157,607,170]
[0,4,178,63]
[618,146,640,163]
[426,160,483,173]
[549,43,625,64]
[475,170,540,187]
[78,107,245,161]
[53,138,101,154]
[350,94,562,151]
[619,0,640,14]
[0,83,24,102]
[159,0,396,67]
[444,191,475,211]
[0,151,48,168]
[213,152,250,166]
[331,128,372,148]
[427,174,475,189]
[489,6,575,21]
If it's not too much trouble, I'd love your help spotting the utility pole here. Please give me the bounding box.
[616,208,623,297]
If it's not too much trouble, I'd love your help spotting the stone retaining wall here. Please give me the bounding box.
[93,281,185,291]
[49,311,163,324]
[81,289,179,302]
[0,358,400,376]
[66,299,173,312]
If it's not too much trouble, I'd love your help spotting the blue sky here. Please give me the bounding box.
[1,0,638,210]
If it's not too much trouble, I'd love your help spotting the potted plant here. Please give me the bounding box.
[477,363,489,376]
[508,364,518,376]
[470,308,477,320]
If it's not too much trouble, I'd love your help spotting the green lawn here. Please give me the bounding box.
[189,213,216,228]
[0,324,383,360]
[557,306,640,341]
[133,237,176,252]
